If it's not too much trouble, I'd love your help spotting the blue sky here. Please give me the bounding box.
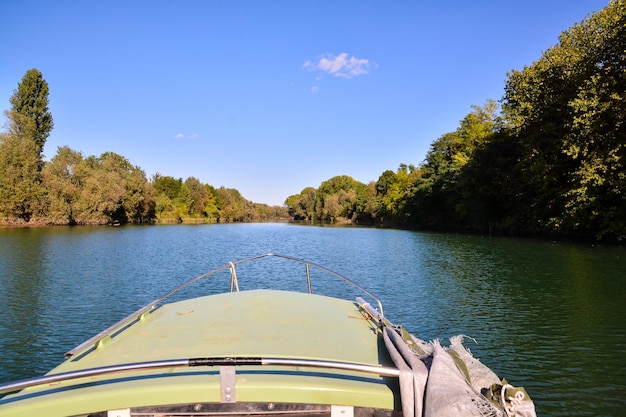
[0,1,610,206]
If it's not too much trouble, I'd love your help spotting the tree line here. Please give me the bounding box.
[0,69,288,225]
[2,2,624,239]
[285,2,625,241]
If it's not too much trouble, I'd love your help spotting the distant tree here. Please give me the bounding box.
[374,165,420,223]
[74,154,125,223]
[203,184,219,219]
[215,187,248,222]
[315,175,364,221]
[184,176,208,216]
[42,146,86,224]
[321,193,341,221]
[0,123,46,221]
[122,165,154,223]
[152,174,183,201]
[154,193,174,218]
[45,151,155,224]
[285,187,316,220]
[8,68,53,157]
[359,181,379,222]
[287,176,379,223]
[448,127,526,233]
[407,101,499,228]
[376,170,396,196]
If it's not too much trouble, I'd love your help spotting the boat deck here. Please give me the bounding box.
[65,289,382,366]
[1,290,397,416]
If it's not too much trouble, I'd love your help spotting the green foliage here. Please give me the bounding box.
[501,0,626,237]
[41,147,155,224]
[375,165,421,222]
[286,0,623,243]
[42,146,85,224]
[149,176,286,223]
[406,101,500,228]
[9,68,53,156]
[214,187,251,222]
[184,177,209,217]
[285,175,379,223]
[0,69,52,221]
[123,165,155,223]
[0,71,287,226]
[402,1,625,238]
[203,184,219,219]
[285,187,316,220]
[152,174,183,201]
[0,129,46,221]
[560,1,626,235]
[314,175,367,221]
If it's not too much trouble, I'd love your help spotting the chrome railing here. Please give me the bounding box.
[0,356,400,396]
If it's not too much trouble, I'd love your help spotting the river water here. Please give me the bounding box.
[0,223,624,416]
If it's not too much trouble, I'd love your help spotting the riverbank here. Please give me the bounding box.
[2,215,623,246]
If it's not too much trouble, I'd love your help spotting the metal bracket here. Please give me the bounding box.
[220,366,236,403]
[331,405,354,417]
[107,409,130,417]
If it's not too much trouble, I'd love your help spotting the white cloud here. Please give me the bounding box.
[174,133,199,140]
[304,53,372,79]
[311,86,320,94]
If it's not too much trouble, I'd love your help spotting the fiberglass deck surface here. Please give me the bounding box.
[1,290,396,416]
[58,289,381,370]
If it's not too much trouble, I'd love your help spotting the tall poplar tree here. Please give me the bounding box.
[0,69,52,221]
[9,68,54,157]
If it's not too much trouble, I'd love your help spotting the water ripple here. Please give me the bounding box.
[1,225,624,416]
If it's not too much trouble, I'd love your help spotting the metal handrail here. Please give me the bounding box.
[65,253,385,358]
[0,356,400,396]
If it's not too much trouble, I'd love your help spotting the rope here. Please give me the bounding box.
[501,384,526,417]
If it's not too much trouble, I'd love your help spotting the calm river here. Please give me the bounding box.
[0,223,624,416]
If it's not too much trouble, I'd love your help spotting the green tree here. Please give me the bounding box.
[285,187,316,220]
[560,1,626,236]
[42,146,86,224]
[8,68,53,157]
[502,0,626,237]
[0,69,53,222]
[376,170,396,196]
[74,154,125,223]
[153,174,183,200]
[407,101,499,228]
[299,187,317,219]
[151,174,183,219]
[315,175,364,221]
[286,176,383,224]
[53,151,154,224]
[215,187,248,222]
[374,165,421,223]
[456,130,525,232]
[122,165,154,223]
[0,124,46,221]
[503,39,584,232]
[203,184,219,220]
[184,176,208,217]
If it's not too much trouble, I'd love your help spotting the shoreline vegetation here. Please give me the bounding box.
[1,2,625,243]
